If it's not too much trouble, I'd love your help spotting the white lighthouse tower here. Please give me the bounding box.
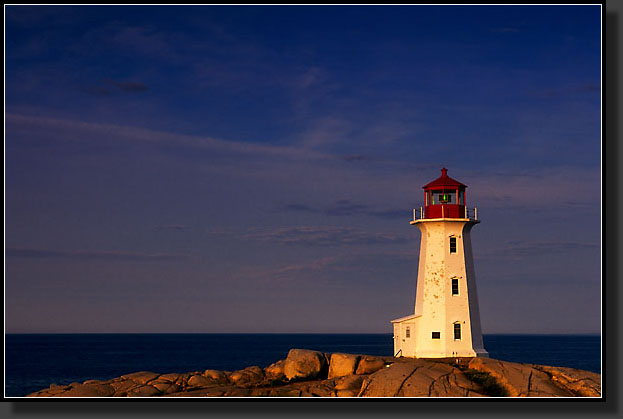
[392,168,488,358]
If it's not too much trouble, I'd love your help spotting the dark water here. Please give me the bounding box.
[4,333,601,397]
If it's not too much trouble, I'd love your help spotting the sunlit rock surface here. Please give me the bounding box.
[27,350,600,398]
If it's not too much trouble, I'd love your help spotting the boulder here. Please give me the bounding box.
[187,375,214,388]
[467,358,573,397]
[203,388,227,397]
[334,374,365,391]
[52,382,116,397]
[108,379,141,396]
[158,373,182,383]
[355,357,386,375]
[229,366,264,385]
[150,380,182,394]
[121,371,160,385]
[283,349,328,381]
[425,365,484,397]
[126,385,161,397]
[359,361,420,397]
[203,369,229,384]
[336,389,359,397]
[534,365,601,397]
[249,388,272,397]
[328,353,360,379]
[303,381,337,397]
[223,388,252,397]
[359,359,484,397]
[24,351,601,398]
[269,388,302,397]
[170,373,193,387]
[264,359,286,380]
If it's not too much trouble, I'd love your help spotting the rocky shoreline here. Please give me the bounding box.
[27,349,601,397]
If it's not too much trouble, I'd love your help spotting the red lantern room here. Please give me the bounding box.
[422,168,467,219]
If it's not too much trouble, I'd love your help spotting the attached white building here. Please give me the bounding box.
[392,168,488,359]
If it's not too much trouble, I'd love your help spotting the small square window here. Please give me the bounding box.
[450,237,457,253]
[431,332,440,339]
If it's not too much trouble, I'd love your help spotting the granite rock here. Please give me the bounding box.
[26,350,601,398]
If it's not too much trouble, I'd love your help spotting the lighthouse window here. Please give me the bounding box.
[406,327,411,338]
[432,332,441,339]
[450,237,457,253]
[451,278,459,295]
[431,190,456,205]
[454,323,462,340]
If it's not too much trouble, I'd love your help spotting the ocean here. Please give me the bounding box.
[4,333,601,397]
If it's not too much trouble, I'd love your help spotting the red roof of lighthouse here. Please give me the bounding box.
[422,168,467,189]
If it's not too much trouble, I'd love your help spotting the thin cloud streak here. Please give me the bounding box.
[209,226,409,247]
[6,247,186,261]
[233,250,416,285]
[5,113,332,161]
[282,199,410,220]
[475,239,599,262]
[153,224,187,232]
[6,113,598,216]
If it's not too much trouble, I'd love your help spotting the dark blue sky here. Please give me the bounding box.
[5,5,601,333]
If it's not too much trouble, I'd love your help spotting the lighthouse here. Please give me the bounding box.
[391,168,488,359]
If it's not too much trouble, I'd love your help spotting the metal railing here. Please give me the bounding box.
[412,207,424,221]
[411,206,478,222]
[465,207,478,221]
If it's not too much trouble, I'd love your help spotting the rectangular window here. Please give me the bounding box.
[452,278,459,295]
[450,237,457,253]
[431,332,440,339]
[433,191,457,204]
[431,190,455,205]
[406,327,410,338]
[454,323,461,340]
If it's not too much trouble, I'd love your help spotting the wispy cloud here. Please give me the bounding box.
[5,114,599,217]
[211,226,409,247]
[297,116,353,149]
[325,200,368,216]
[504,240,599,255]
[527,83,601,98]
[281,203,320,214]
[6,247,186,261]
[340,155,369,162]
[476,239,599,262]
[5,113,331,161]
[233,250,416,285]
[153,224,187,232]
[282,199,411,220]
[108,24,179,59]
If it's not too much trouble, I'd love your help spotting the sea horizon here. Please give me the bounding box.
[5,333,601,397]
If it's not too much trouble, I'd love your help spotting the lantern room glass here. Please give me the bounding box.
[431,190,457,205]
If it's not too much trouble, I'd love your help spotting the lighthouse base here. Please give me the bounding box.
[391,315,488,359]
